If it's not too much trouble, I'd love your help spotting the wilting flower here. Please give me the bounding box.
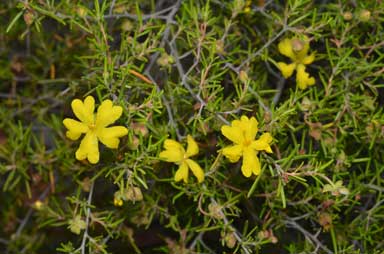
[63,96,128,164]
[221,116,273,177]
[159,135,204,183]
[277,36,316,90]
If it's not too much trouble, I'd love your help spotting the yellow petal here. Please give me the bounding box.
[221,125,244,144]
[242,147,260,177]
[63,118,88,140]
[186,159,204,183]
[240,115,249,122]
[251,133,273,153]
[71,96,95,124]
[63,118,88,133]
[238,115,252,131]
[174,162,189,183]
[84,96,95,112]
[97,126,128,148]
[296,64,315,90]
[278,38,295,59]
[159,139,184,162]
[95,100,123,128]
[231,119,243,128]
[302,52,315,65]
[75,132,99,164]
[66,131,82,141]
[185,135,199,157]
[163,139,183,151]
[277,62,296,78]
[244,116,259,141]
[222,145,243,163]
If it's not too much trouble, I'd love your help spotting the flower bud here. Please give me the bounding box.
[239,70,249,84]
[343,11,353,21]
[318,212,332,231]
[300,96,312,111]
[114,197,123,207]
[124,187,143,201]
[121,20,133,32]
[33,200,44,210]
[23,10,35,26]
[233,0,245,13]
[359,10,371,22]
[77,6,87,18]
[223,231,236,248]
[215,40,225,55]
[156,53,174,67]
[68,215,86,235]
[208,203,224,219]
[291,38,305,52]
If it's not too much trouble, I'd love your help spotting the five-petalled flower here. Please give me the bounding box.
[221,116,273,177]
[277,35,316,90]
[63,96,128,164]
[159,135,204,183]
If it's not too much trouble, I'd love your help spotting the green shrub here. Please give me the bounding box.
[1,0,383,253]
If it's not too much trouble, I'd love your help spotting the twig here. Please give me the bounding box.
[285,217,333,254]
[207,196,252,254]
[142,0,182,139]
[144,0,181,75]
[103,4,177,22]
[80,181,95,254]
[14,186,50,238]
[0,238,9,245]
[229,27,289,74]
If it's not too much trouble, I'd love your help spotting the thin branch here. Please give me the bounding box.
[80,181,95,254]
[284,217,333,254]
[14,186,50,238]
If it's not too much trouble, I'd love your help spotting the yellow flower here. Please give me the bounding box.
[221,116,273,177]
[159,135,204,183]
[63,96,128,164]
[277,36,316,90]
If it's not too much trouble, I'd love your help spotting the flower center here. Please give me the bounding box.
[243,139,251,147]
[88,123,96,131]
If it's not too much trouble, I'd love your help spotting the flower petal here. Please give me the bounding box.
[302,52,315,65]
[296,64,315,90]
[97,126,128,148]
[186,159,204,183]
[71,96,95,124]
[75,132,99,164]
[222,145,243,163]
[63,118,88,132]
[159,139,184,162]
[251,133,273,153]
[163,139,183,151]
[242,147,260,177]
[186,135,199,157]
[277,62,296,78]
[84,96,95,112]
[221,125,243,144]
[244,116,259,141]
[174,162,189,183]
[278,38,295,60]
[63,118,88,140]
[95,100,123,128]
[66,131,82,141]
[231,119,243,128]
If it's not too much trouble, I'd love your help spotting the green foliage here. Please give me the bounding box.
[1,0,384,253]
